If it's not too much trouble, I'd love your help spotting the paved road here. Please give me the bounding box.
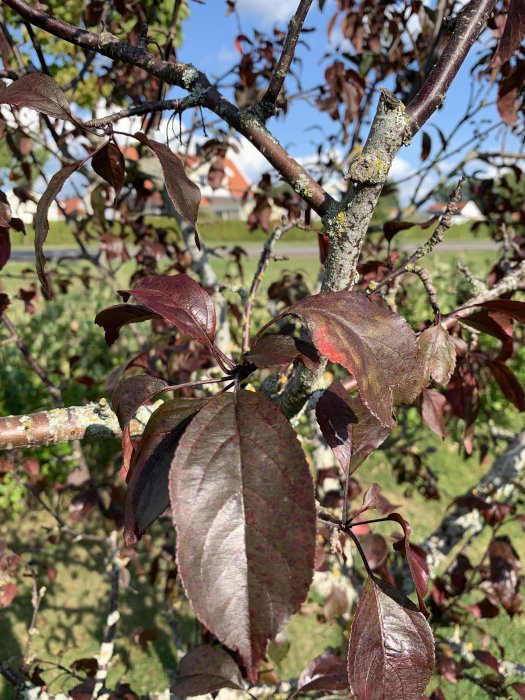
[9,240,498,262]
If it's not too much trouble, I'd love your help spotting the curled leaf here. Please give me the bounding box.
[91,142,125,198]
[134,132,200,227]
[34,162,82,297]
[95,303,161,346]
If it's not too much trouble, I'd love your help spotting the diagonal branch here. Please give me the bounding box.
[2,0,333,216]
[406,0,497,133]
[259,0,314,118]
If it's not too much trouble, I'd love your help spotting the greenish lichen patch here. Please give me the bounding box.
[181,64,198,89]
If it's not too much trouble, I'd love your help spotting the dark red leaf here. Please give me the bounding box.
[123,274,216,349]
[490,0,525,68]
[95,303,161,346]
[490,361,525,411]
[0,73,74,121]
[112,375,169,479]
[245,334,320,371]
[475,300,525,324]
[0,227,10,270]
[420,324,457,386]
[389,513,430,617]
[511,682,525,699]
[171,646,244,696]
[473,650,500,672]
[420,131,431,162]
[421,389,447,439]
[359,532,389,570]
[276,291,425,427]
[134,132,200,226]
[124,397,207,545]
[112,374,169,431]
[315,381,390,475]
[169,390,316,683]
[207,157,226,190]
[34,162,82,297]
[461,310,513,360]
[0,581,17,607]
[383,217,436,243]
[347,577,434,700]
[293,653,348,697]
[353,482,400,519]
[91,142,125,198]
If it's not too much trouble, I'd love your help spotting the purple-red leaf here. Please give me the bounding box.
[279,291,425,427]
[389,513,430,617]
[315,381,390,475]
[0,228,10,271]
[420,324,457,386]
[353,483,400,520]
[169,390,316,683]
[490,0,525,68]
[420,131,431,162]
[95,303,161,346]
[91,142,125,198]
[112,375,169,479]
[134,132,200,226]
[123,274,216,349]
[348,577,434,700]
[421,389,447,439]
[124,397,207,545]
[245,334,320,371]
[35,162,82,297]
[359,533,389,570]
[171,646,244,696]
[474,300,525,324]
[0,73,73,121]
[383,217,436,243]
[112,375,168,428]
[490,361,525,411]
[293,653,348,697]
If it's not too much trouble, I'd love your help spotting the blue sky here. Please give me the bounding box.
[169,0,517,201]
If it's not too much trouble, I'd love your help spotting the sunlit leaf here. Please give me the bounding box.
[276,291,425,426]
[348,577,434,699]
[0,73,74,121]
[419,324,456,386]
[169,390,316,682]
[171,646,245,697]
[134,132,200,227]
[122,274,216,349]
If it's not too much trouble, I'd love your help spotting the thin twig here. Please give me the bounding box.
[242,220,297,351]
[260,0,314,116]
[367,178,464,294]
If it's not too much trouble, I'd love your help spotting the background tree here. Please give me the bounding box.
[0,0,524,699]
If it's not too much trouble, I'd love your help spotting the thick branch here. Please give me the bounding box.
[260,0,314,116]
[2,0,332,215]
[0,399,160,450]
[406,0,497,133]
[423,430,525,575]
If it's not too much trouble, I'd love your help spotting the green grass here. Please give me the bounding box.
[9,217,491,249]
